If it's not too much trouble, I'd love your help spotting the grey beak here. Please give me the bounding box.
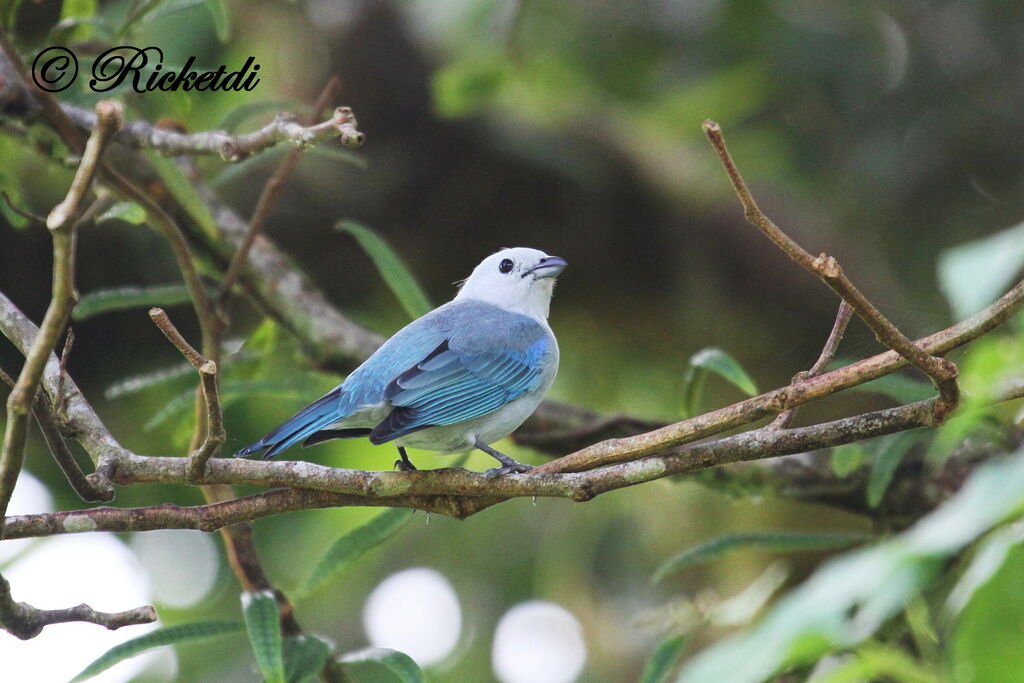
[524,256,568,279]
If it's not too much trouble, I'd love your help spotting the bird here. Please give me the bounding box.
[233,247,566,475]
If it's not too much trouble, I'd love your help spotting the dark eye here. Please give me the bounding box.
[498,258,514,274]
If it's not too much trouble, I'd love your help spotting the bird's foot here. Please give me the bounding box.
[394,447,417,472]
[484,462,533,478]
[474,439,531,477]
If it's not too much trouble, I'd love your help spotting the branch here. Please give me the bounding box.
[770,301,853,429]
[0,100,121,536]
[0,572,155,640]
[703,120,959,419]
[61,103,364,162]
[148,309,224,480]
[6,381,1023,536]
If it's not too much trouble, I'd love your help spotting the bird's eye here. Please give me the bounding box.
[498,258,514,274]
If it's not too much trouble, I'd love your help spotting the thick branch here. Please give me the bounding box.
[61,103,364,162]
[0,572,155,640]
[0,100,121,536]
[703,120,959,418]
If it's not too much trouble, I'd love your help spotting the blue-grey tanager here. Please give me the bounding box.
[234,247,566,474]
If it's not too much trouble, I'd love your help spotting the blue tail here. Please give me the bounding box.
[234,387,345,459]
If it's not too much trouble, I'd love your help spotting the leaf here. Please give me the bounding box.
[309,145,368,170]
[641,634,686,683]
[303,508,413,594]
[144,150,219,239]
[242,590,285,683]
[338,647,425,682]
[2,0,24,30]
[653,532,871,583]
[98,201,147,226]
[681,347,758,416]
[217,99,304,132]
[831,443,866,477]
[203,0,230,41]
[677,444,1024,683]
[336,221,433,320]
[70,621,242,681]
[952,542,1024,683]
[867,431,927,508]
[105,362,195,399]
[947,521,1024,615]
[938,220,1024,320]
[60,0,97,39]
[432,54,509,118]
[846,371,933,403]
[283,634,333,683]
[73,284,192,320]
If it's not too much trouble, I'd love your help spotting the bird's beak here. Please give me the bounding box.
[524,256,568,279]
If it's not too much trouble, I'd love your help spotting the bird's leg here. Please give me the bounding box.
[394,446,417,472]
[475,439,532,476]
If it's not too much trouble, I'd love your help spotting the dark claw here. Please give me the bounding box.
[394,458,418,472]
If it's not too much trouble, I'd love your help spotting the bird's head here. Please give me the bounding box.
[454,247,568,320]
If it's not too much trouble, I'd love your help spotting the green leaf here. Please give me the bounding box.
[217,99,304,132]
[203,0,230,41]
[952,542,1024,683]
[867,431,927,508]
[681,347,758,416]
[71,621,242,682]
[653,532,871,583]
[60,0,97,39]
[284,634,333,683]
[2,0,24,30]
[144,150,219,239]
[846,371,933,403]
[831,443,866,477]
[938,220,1024,320]
[303,508,413,594]
[73,284,192,320]
[947,521,1024,615]
[338,647,425,682]
[98,201,148,226]
[433,55,509,118]
[242,590,285,683]
[336,221,433,320]
[641,634,686,683]
[677,444,1024,683]
[105,362,194,399]
[813,644,939,683]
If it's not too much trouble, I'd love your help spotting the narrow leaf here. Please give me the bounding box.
[690,347,758,396]
[98,201,147,226]
[847,371,933,403]
[60,0,97,39]
[640,634,686,683]
[336,221,433,319]
[831,443,866,477]
[71,621,242,682]
[338,647,425,682]
[217,99,304,132]
[144,150,219,239]
[653,532,872,583]
[202,0,230,41]
[105,362,194,399]
[304,508,413,594]
[73,284,192,320]
[868,431,927,508]
[242,590,285,683]
[284,634,333,683]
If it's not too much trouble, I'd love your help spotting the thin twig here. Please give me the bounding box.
[0,100,121,538]
[54,328,74,419]
[0,572,155,639]
[0,191,44,224]
[702,120,959,419]
[770,301,853,429]
[148,308,224,479]
[217,77,341,306]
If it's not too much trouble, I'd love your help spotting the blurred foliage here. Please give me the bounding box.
[2,0,1024,681]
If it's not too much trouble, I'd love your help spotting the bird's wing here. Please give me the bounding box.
[368,325,550,444]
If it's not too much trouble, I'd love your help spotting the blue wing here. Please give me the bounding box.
[368,335,549,444]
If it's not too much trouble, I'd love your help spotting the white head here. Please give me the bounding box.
[454,247,568,320]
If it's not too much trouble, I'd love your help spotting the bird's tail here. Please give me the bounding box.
[233,387,345,459]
